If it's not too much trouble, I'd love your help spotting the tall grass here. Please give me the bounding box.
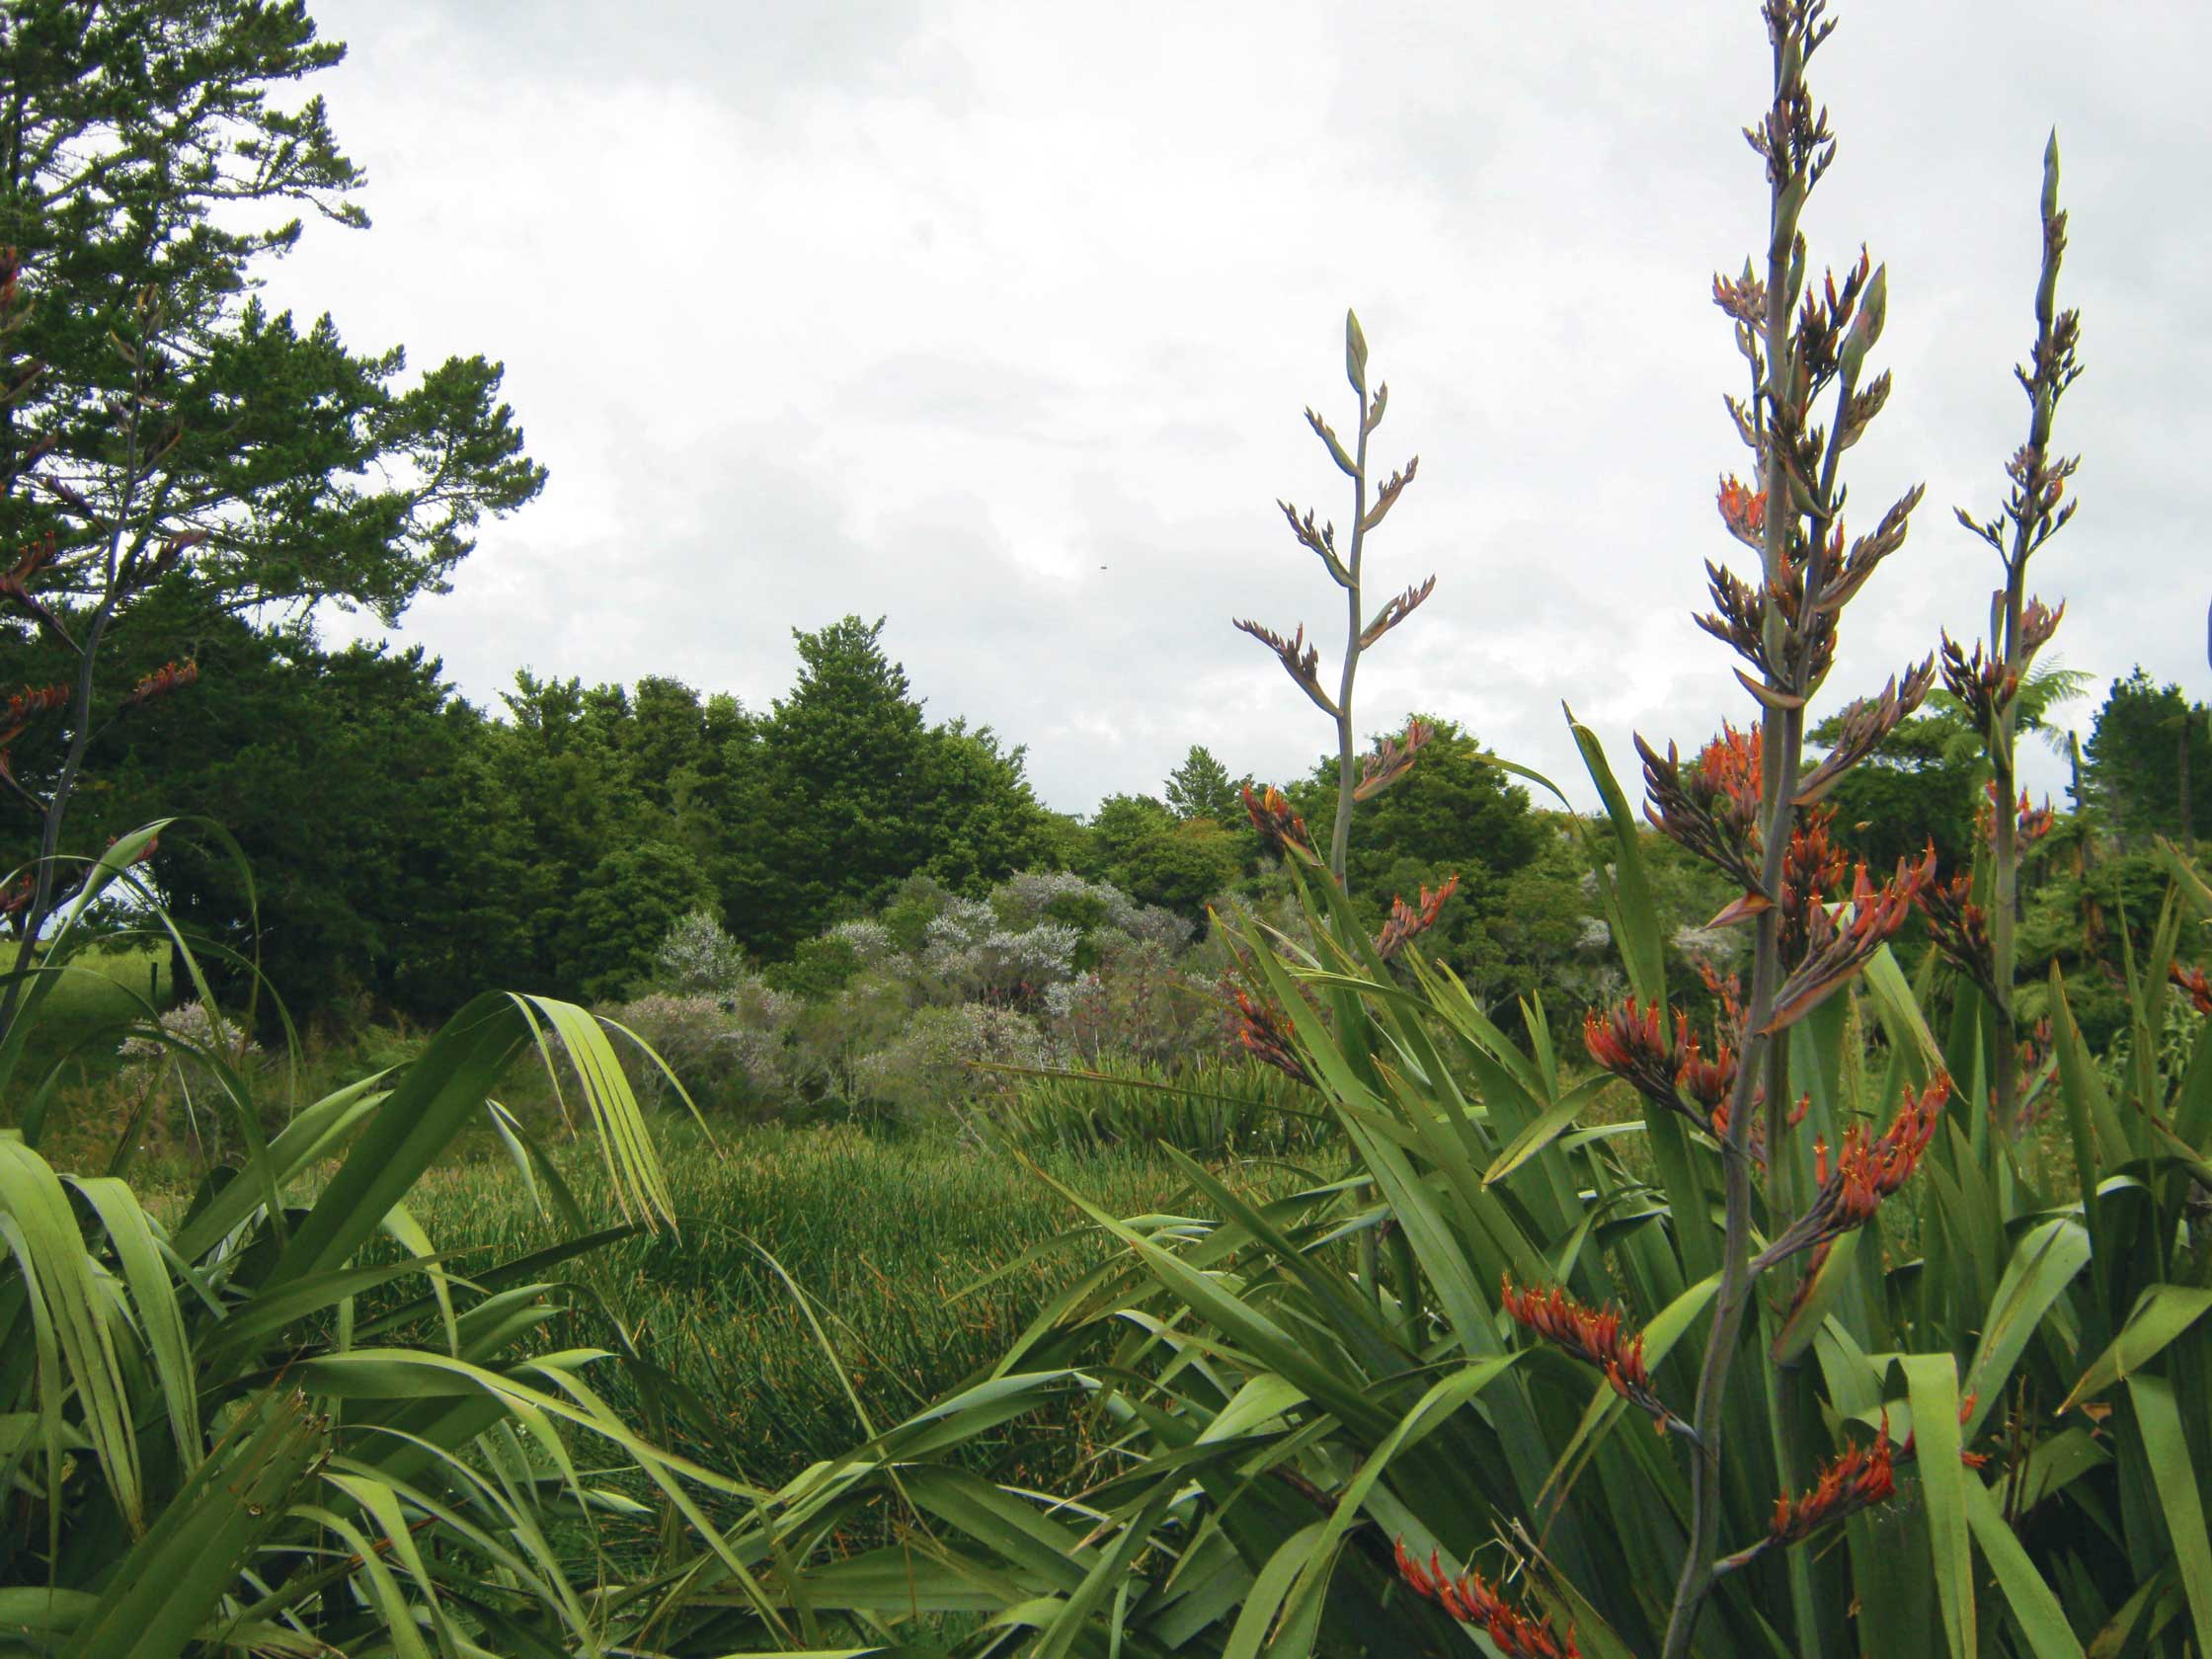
[358,1123,1337,1497]
[987,1053,1333,1156]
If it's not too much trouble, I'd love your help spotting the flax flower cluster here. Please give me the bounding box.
[1752,1071,1950,1272]
[2173,962,2212,1017]
[1239,784,1320,869]
[1717,1431,1898,1576]
[1392,1540,1580,1659]
[1500,1277,1690,1437]
[1373,873,1458,962]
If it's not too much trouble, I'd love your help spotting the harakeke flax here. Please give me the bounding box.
[1644,2,1938,1649]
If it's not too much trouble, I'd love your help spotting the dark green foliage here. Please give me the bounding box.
[1813,702,1982,874]
[558,840,716,1004]
[913,717,1057,897]
[762,933,864,1002]
[1293,716,1543,893]
[0,0,543,620]
[1082,793,1243,922]
[6,585,532,1022]
[2017,847,2172,1047]
[875,873,955,956]
[1079,792,1173,874]
[2086,667,2212,847]
[750,616,931,951]
[1283,715,1547,999]
[1163,743,1250,825]
[739,617,1056,957]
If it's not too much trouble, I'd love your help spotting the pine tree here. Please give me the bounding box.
[0,1,544,618]
[1163,743,1249,825]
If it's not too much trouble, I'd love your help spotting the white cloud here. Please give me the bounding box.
[272,0,2211,819]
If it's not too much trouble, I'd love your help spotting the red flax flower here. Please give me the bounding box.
[1240,783,1323,870]
[1583,995,1683,1114]
[1501,1277,1688,1436]
[1762,848,1936,1034]
[1636,724,1768,901]
[1716,1430,1897,1575]
[1779,806,1852,957]
[2172,962,2212,1016]
[1976,780,2055,851]
[1673,1025,1738,1120]
[1752,1072,1948,1272]
[0,680,68,748]
[1393,1539,1580,1659]
[122,659,199,710]
[1917,866,1998,1001]
[1228,988,1313,1086]
[1374,872,1459,961]
[1587,994,1758,1145]
[1717,475,1768,547]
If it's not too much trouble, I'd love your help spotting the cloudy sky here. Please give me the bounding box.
[265,0,2211,820]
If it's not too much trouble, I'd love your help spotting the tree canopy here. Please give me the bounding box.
[0,0,543,621]
[1163,744,1250,825]
[2086,667,2211,848]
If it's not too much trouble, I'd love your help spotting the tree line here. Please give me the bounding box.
[8,527,2202,1038]
[0,0,2202,1044]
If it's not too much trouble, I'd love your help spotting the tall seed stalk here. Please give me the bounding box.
[1233,311,1433,1301]
[1947,139,2082,1133]
[1234,310,1434,895]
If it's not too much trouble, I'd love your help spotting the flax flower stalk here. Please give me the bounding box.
[1659,4,1932,1649]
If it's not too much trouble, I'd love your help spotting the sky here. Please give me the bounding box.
[262,0,2212,821]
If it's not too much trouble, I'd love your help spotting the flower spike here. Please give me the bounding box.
[1717,1428,1897,1576]
[1752,1071,1949,1271]
[1501,1277,1692,1438]
[1240,784,1324,870]
[1227,987,1313,1086]
[1392,1538,1581,1659]
[1374,873,1458,962]
[1763,848,1936,1034]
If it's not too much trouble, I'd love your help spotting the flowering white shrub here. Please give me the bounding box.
[653,908,749,1001]
[989,868,1143,933]
[855,1000,1053,1118]
[826,918,903,969]
[118,1000,258,1066]
[1124,904,1197,952]
[989,869,1191,946]
[605,982,799,1115]
[1043,934,1228,1068]
[919,899,1082,1001]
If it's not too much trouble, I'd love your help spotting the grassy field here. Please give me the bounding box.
[356,1122,1342,1504]
[9,937,170,1047]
